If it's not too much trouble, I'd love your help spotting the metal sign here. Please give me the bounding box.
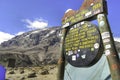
[64,21,102,67]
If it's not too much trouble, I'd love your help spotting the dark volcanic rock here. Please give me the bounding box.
[8,70,15,74]
[20,77,25,80]
[28,72,37,78]
[40,69,49,75]
[20,70,24,74]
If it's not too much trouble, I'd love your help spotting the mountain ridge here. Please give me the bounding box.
[0,27,61,67]
[0,27,120,67]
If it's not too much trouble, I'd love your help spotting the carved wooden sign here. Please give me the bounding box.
[62,0,106,28]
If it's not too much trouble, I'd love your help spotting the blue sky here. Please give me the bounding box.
[0,0,120,79]
[0,0,120,43]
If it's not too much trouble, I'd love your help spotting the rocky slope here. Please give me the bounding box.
[0,27,61,67]
[0,26,120,67]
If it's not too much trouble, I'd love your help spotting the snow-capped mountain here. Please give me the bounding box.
[0,27,61,67]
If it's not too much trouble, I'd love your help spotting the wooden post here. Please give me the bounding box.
[97,13,120,80]
[57,28,67,80]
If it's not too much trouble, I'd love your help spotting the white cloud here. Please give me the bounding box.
[114,37,120,42]
[23,18,48,29]
[0,31,14,44]
[65,9,73,13]
[0,31,26,44]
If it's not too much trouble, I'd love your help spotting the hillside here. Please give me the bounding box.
[0,27,61,67]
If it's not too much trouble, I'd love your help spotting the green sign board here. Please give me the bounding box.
[64,21,103,67]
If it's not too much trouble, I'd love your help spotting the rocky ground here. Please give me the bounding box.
[6,65,58,80]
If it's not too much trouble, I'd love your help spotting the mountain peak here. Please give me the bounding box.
[0,27,61,67]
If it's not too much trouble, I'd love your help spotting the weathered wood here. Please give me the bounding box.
[57,29,66,80]
[97,13,120,80]
[62,0,105,26]
[80,0,102,10]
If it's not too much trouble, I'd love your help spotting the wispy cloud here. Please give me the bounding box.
[0,31,26,44]
[0,18,48,44]
[0,31,14,44]
[23,18,48,29]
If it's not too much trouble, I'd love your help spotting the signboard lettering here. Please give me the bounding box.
[64,21,102,67]
[62,2,104,27]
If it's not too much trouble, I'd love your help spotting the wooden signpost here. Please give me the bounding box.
[58,0,120,80]
[97,13,120,80]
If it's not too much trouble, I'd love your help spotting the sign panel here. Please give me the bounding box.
[64,21,102,67]
[62,0,106,27]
